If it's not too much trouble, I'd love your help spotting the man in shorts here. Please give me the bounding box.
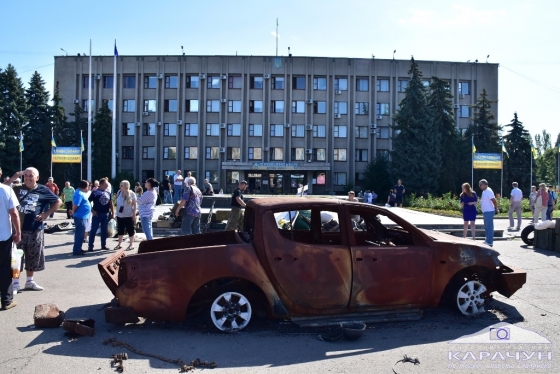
[225,180,247,231]
[11,167,61,292]
[394,179,405,208]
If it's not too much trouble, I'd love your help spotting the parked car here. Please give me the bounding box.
[99,198,526,332]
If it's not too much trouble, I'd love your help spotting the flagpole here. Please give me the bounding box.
[111,39,117,179]
[471,135,474,188]
[50,127,53,177]
[530,143,533,189]
[87,39,93,181]
[80,130,83,181]
[20,131,23,171]
[500,149,503,198]
[276,18,278,56]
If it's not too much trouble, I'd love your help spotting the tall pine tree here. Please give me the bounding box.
[24,71,52,180]
[0,65,27,175]
[428,76,459,194]
[503,112,532,194]
[361,155,393,198]
[392,57,441,194]
[92,101,112,179]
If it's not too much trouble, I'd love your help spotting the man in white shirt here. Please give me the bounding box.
[479,179,499,247]
[0,167,22,310]
[173,170,184,203]
[508,182,523,230]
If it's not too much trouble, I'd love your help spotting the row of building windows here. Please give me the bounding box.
[127,145,369,162]
[82,75,471,95]
[122,123,393,139]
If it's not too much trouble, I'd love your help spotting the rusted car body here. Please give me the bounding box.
[99,198,526,329]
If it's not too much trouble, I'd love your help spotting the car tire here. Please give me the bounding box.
[208,290,253,332]
[453,277,487,317]
[521,225,535,246]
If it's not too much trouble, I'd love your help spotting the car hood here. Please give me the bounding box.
[419,228,501,256]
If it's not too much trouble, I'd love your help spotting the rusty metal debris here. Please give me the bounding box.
[103,337,217,372]
[110,353,128,373]
[392,354,420,374]
[62,318,95,337]
[34,303,65,328]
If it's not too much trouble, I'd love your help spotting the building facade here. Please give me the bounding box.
[54,55,498,194]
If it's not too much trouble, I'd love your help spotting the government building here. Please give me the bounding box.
[54,55,498,194]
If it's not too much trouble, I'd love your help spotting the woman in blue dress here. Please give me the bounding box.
[460,182,478,239]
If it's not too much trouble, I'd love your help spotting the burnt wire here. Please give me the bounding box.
[392,354,420,374]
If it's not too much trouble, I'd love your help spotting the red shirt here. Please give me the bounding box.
[46,182,59,195]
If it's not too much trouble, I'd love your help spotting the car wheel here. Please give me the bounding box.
[455,279,487,316]
[521,225,535,246]
[209,291,252,332]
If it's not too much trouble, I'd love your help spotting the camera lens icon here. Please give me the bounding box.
[490,327,510,340]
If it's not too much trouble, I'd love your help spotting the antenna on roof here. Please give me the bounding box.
[181,46,185,56]
[276,18,279,56]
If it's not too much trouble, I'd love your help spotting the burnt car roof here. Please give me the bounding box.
[247,197,386,210]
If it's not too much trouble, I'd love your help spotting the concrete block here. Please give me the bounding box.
[34,303,65,327]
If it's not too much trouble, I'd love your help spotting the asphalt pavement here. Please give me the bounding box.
[1,210,558,374]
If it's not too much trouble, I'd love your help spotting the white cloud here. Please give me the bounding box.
[270,31,280,39]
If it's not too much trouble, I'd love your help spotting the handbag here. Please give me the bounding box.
[535,195,543,208]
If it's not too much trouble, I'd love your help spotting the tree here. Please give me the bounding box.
[535,148,557,185]
[535,130,552,157]
[503,112,532,194]
[392,57,441,194]
[361,155,392,198]
[23,71,52,180]
[0,64,27,175]
[91,101,112,179]
[428,76,459,194]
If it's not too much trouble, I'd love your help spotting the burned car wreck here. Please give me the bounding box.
[99,198,526,331]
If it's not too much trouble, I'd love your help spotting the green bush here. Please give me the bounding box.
[407,193,534,214]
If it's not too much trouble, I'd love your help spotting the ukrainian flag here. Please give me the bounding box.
[531,141,537,159]
[19,137,24,152]
[472,140,476,154]
[81,136,85,152]
[502,140,509,158]
[51,136,57,148]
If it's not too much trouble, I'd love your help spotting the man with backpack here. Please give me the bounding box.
[547,184,557,221]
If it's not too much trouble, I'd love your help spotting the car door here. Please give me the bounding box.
[262,207,352,310]
[347,206,434,308]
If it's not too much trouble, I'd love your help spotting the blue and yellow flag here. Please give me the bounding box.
[19,137,24,153]
[472,140,476,154]
[51,136,57,148]
[558,143,560,153]
[501,140,509,158]
[531,140,537,159]
[81,136,85,152]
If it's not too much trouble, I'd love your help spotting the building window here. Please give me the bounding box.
[355,102,369,115]
[356,78,369,91]
[313,77,327,90]
[250,76,263,89]
[144,100,156,112]
[164,100,177,112]
[227,124,241,136]
[355,127,368,139]
[272,76,284,89]
[142,146,155,159]
[206,100,220,112]
[144,76,157,89]
[226,171,239,184]
[313,125,326,138]
[228,100,241,113]
[102,99,113,111]
[249,100,263,113]
[206,147,220,159]
[313,148,326,161]
[206,170,219,184]
[334,148,347,161]
[103,76,113,89]
[271,148,284,161]
[248,147,262,160]
[292,77,305,90]
[334,78,348,91]
[249,124,263,136]
[186,76,199,88]
[334,172,347,185]
[207,76,220,89]
[334,125,347,138]
[185,123,198,136]
[377,149,390,158]
[163,147,176,159]
[184,146,198,159]
[271,100,284,113]
[82,76,94,89]
[143,123,156,136]
[270,124,284,137]
[206,123,220,136]
[459,105,470,118]
[291,125,305,137]
[397,80,409,92]
[459,82,470,95]
[123,100,135,112]
[122,123,135,136]
[165,76,178,88]
[355,149,368,162]
[291,101,305,113]
[123,75,136,89]
[334,101,348,115]
[379,127,390,138]
[376,79,389,92]
[291,148,305,161]
[228,76,242,89]
[163,123,177,136]
[141,170,155,182]
[82,99,94,112]
[313,101,327,114]
[376,103,390,116]
[227,147,241,160]
[121,146,134,159]
[185,99,198,112]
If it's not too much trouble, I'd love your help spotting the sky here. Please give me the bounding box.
[1,0,559,142]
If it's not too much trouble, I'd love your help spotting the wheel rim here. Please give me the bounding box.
[210,291,252,332]
[456,280,487,316]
